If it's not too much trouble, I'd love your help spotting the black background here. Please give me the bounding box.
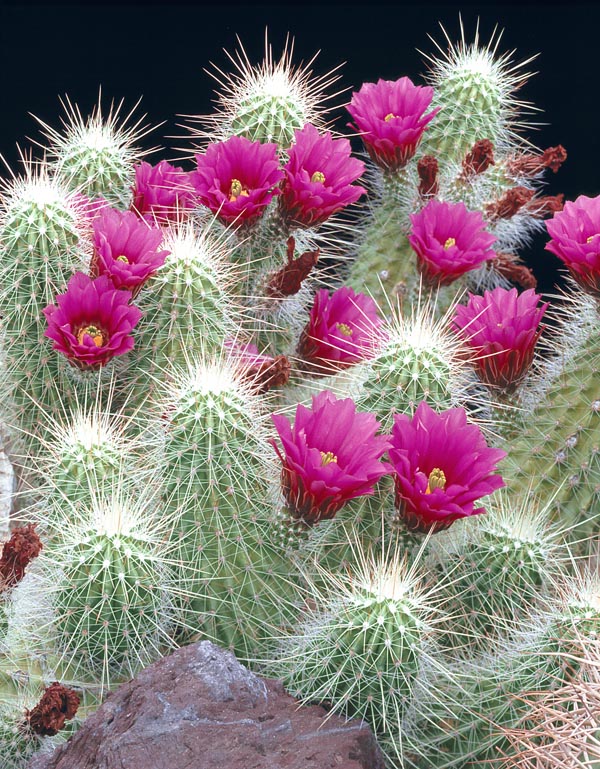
[0,2,597,292]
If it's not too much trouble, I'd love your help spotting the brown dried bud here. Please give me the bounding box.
[0,524,43,591]
[493,252,538,289]
[26,682,80,737]
[244,355,291,394]
[507,145,567,177]
[526,193,565,218]
[463,139,495,176]
[486,186,535,222]
[417,155,439,197]
[266,237,319,298]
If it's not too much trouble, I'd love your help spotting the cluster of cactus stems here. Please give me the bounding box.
[0,21,599,768]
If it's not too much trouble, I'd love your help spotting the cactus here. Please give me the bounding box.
[33,94,152,207]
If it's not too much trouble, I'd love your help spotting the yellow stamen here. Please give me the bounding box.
[320,451,338,466]
[311,171,326,184]
[336,322,353,337]
[77,325,105,348]
[116,255,129,264]
[587,235,598,244]
[229,178,250,202]
[444,237,456,250]
[425,467,446,494]
[384,113,398,122]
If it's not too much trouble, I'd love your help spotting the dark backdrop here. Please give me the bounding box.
[0,2,597,291]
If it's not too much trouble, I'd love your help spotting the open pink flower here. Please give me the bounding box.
[279,124,365,228]
[453,287,548,390]
[131,161,197,225]
[389,401,506,533]
[409,200,497,286]
[347,77,440,172]
[92,208,169,292]
[192,136,284,226]
[545,195,600,297]
[43,273,142,370]
[298,286,386,371]
[271,391,391,525]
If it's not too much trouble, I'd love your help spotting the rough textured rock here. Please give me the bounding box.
[28,641,386,769]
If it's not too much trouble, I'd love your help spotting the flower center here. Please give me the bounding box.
[384,113,398,122]
[320,450,338,466]
[336,322,353,337]
[116,255,130,264]
[443,237,456,250]
[76,325,105,348]
[229,178,250,202]
[311,171,326,184]
[587,235,599,244]
[425,467,446,494]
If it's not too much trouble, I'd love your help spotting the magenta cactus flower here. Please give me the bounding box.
[43,273,142,370]
[279,124,366,228]
[270,391,391,525]
[131,160,197,225]
[92,208,169,293]
[389,401,506,533]
[347,77,440,172]
[545,194,600,297]
[409,200,497,286]
[192,135,284,226]
[453,287,548,390]
[298,286,386,371]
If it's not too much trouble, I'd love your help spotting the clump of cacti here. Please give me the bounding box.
[0,19,598,769]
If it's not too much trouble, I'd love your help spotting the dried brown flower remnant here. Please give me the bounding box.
[526,193,565,218]
[26,682,80,737]
[462,139,495,176]
[493,252,538,289]
[0,524,43,591]
[417,155,439,197]
[508,144,568,177]
[486,187,535,222]
[245,355,291,394]
[265,237,319,298]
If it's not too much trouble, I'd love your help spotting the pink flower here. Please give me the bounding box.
[409,200,497,286]
[43,273,142,370]
[279,124,366,228]
[389,401,506,533]
[271,391,391,525]
[298,286,386,371]
[453,287,548,390]
[192,136,284,226]
[131,161,197,225]
[347,77,440,172]
[92,208,169,292]
[224,339,291,394]
[545,195,600,297]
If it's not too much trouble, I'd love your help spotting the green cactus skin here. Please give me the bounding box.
[34,96,149,207]
[161,359,298,660]
[400,581,600,769]
[426,499,561,654]
[0,170,90,438]
[231,93,306,146]
[271,546,444,758]
[504,327,600,547]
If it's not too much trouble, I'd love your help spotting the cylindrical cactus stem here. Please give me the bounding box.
[159,354,300,660]
[425,491,563,654]
[504,297,600,547]
[401,566,600,768]
[39,488,178,690]
[33,95,152,207]
[269,539,451,763]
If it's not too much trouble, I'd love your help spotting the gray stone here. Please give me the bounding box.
[28,641,386,769]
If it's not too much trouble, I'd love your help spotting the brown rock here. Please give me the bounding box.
[28,641,386,769]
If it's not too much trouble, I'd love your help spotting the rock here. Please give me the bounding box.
[28,641,386,769]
